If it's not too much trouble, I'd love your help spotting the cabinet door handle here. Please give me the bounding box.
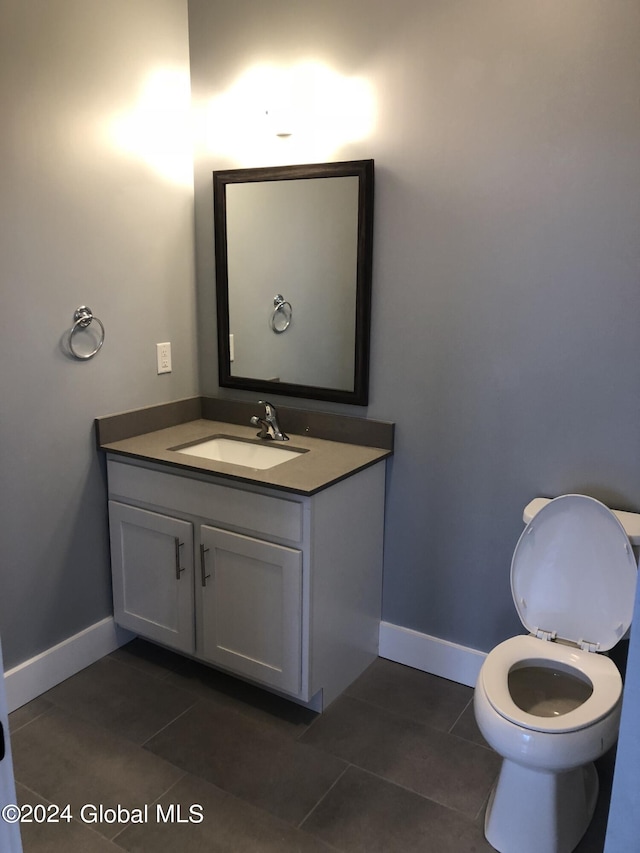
[200,544,211,587]
[174,538,185,580]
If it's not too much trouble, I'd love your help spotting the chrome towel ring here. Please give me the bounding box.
[270,294,292,333]
[68,306,105,360]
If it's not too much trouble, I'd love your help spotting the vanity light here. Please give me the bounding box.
[204,61,375,162]
[265,109,293,138]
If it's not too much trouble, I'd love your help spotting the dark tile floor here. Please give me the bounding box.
[8,639,614,852]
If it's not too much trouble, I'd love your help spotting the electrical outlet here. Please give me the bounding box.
[156,342,172,374]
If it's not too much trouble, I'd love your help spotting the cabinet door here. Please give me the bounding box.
[197,526,302,695]
[109,501,194,654]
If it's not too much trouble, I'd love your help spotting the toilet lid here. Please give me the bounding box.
[511,495,638,651]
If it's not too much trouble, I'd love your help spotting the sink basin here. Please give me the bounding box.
[171,436,305,470]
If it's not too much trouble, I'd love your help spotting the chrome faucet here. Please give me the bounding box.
[250,400,289,441]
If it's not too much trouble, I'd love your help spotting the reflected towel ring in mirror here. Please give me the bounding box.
[68,305,105,360]
[270,294,292,333]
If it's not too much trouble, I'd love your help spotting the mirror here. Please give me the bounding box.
[213,159,374,405]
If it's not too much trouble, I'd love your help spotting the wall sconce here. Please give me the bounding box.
[204,61,375,164]
[265,109,293,138]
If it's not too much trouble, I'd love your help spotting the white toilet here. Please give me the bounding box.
[474,494,639,853]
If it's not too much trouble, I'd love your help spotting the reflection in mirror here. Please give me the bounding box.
[214,160,374,405]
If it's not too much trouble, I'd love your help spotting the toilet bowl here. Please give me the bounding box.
[475,494,638,853]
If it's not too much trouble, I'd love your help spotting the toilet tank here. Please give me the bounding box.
[523,497,640,547]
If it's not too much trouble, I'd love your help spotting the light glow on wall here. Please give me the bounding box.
[201,61,376,165]
[107,68,194,186]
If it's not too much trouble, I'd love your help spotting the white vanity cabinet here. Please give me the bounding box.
[106,455,385,709]
[198,526,303,695]
[109,502,195,654]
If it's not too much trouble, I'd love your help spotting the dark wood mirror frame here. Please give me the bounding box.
[213,159,374,406]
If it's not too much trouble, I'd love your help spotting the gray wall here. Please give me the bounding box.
[0,0,198,669]
[189,0,640,652]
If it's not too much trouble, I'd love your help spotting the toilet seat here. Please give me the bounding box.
[480,634,622,733]
[511,494,637,651]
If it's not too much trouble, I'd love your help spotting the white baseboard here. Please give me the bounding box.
[4,618,485,713]
[4,617,135,713]
[378,621,486,688]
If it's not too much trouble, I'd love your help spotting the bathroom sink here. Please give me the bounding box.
[171,436,306,470]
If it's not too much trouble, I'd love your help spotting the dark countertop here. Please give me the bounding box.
[101,418,392,496]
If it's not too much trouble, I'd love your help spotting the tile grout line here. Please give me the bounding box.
[32,675,201,754]
[447,695,498,753]
[343,687,479,746]
[296,758,489,834]
[107,644,185,683]
[325,691,485,752]
[295,762,352,831]
[355,763,490,824]
[8,704,55,736]
[109,771,189,845]
[106,650,178,683]
[139,699,200,748]
[473,785,494,825]
[447,695,474,735]
[14,782,125,849]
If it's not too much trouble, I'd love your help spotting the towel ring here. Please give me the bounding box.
[69,306,105,360]
[270,294,292,334]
